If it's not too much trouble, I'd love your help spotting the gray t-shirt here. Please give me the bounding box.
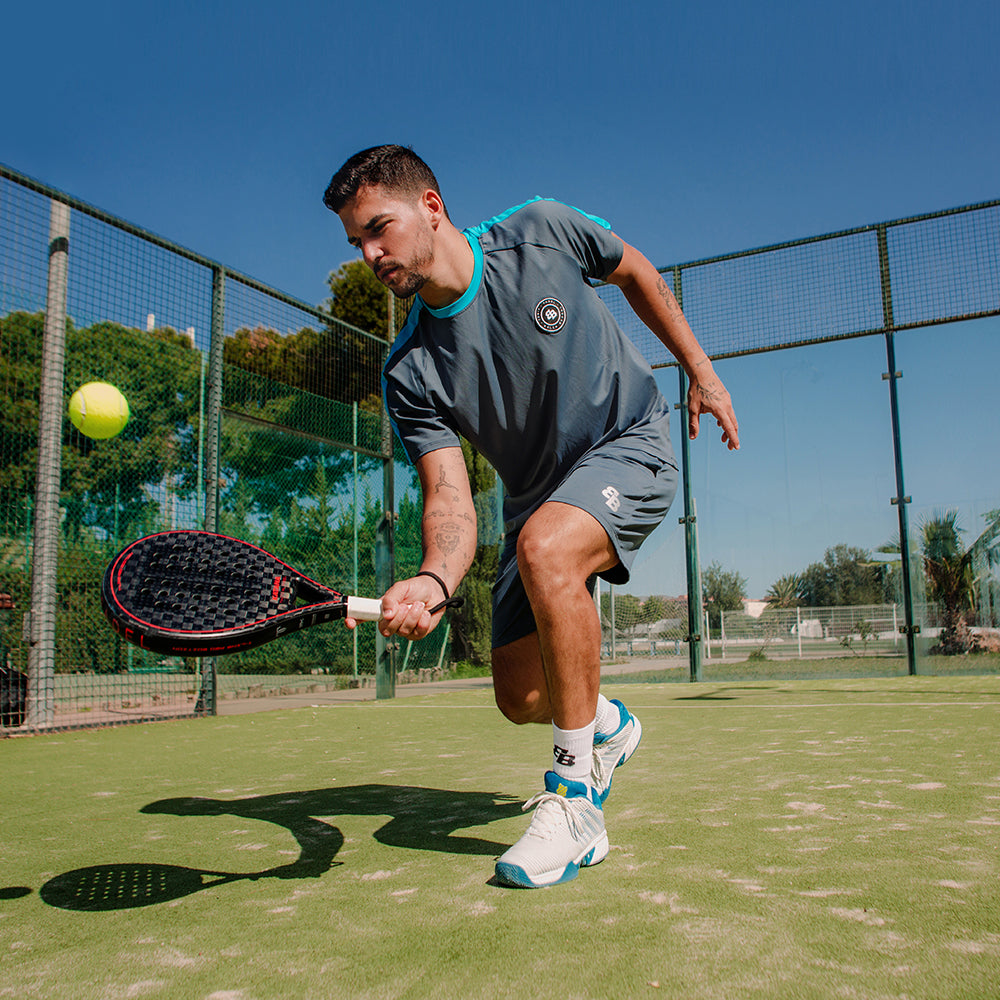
[382,197,671,526]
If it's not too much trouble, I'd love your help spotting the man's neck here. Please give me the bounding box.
[419,222,475,310]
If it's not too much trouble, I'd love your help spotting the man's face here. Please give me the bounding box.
[338,185,436,298]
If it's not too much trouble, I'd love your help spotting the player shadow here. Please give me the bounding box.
[39,784,522,912]
[674,685,775,701]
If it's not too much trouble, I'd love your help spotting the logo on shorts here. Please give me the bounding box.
[602,485,621,512]
[534,297,567,333]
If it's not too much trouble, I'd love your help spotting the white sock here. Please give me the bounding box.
[594,694,622,737]
[552,719,595,784]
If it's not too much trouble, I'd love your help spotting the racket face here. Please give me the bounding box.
[102,531,348,656]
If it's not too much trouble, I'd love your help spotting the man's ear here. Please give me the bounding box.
[421,188,446,229]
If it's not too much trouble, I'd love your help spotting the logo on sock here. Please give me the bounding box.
[553,745,577,767]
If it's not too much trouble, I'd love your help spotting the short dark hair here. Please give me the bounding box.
[323,144,447,215]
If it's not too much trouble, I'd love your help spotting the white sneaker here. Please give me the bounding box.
[494,772,609,888]
[591,699,642,804]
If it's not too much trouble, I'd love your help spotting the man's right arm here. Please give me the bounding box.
[376,446,477,640]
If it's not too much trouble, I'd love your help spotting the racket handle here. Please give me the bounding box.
[347,596,383,621]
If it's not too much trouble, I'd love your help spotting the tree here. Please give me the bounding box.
[0,312,203,543]
[702,561,747,630]
[920,510,975,654]
[324,260,388,337]
[224,321,383,415]
[765,573,802,608]
[798,544,888,607]
[601,592,644,636]
[969,510,1000,629]
[448,440,498,666]
[0,313,206,673]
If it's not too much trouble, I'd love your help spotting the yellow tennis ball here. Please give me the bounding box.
[68,382,130,440]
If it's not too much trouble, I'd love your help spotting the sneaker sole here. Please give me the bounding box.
[494,831,610,889]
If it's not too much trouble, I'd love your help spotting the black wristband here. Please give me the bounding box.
[416,570,450,600]
[416,571,464,615]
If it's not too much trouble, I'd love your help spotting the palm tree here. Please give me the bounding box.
[765,573,802,608]
[921,511,975,654]
[968,510,1000,629]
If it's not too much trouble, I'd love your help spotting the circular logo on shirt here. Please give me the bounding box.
[534,297,567,334]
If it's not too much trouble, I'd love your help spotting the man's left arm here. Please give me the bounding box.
[607,239,740,451]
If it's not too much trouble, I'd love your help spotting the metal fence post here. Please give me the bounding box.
[26,199,71,727]
[376,291,397,699]
[673,266,704,682]
[877,226,918,676]
[196,264,226,716]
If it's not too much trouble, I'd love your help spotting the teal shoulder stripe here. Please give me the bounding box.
[465,196,612,239]
[565,202,613,231]
[419,197,613,321]
[464,196,545,239]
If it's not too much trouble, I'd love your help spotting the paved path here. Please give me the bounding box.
[216,657,689,716]
[216,675,496,715]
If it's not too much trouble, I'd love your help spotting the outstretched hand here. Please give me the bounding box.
[688,361,739,451]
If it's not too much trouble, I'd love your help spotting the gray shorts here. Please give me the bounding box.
[491,417,678,649]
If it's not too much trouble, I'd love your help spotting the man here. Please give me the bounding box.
[324,145,738,888]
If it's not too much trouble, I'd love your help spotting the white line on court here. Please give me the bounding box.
[355,700,1000,710]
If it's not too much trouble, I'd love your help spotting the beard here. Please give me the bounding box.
[382,266,428,298]
[376,227,435,298]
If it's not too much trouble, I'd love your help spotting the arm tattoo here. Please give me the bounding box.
[655,275,685,324]
[434,524,462,556]
[424,509,475,568]
[433,465,460,501]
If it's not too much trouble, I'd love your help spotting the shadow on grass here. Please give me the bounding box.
[39,785,522,911]
[673,686,776,701]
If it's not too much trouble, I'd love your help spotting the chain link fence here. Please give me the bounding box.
[597,199,1000,678]
[2,162,998,730]
[0,165,403,731]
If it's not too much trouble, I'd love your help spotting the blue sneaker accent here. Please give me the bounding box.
[494,858,583,888]
[592,700,642,804]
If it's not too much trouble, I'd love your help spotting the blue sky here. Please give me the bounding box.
[4,0,999,597]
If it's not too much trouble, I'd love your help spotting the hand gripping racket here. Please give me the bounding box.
[101,530,386,656]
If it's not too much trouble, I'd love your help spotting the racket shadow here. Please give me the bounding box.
[40,785,523,911]
[40,863,259,911]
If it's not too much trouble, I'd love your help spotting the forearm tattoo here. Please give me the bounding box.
[424,463,475,575]
[655,275,686,325]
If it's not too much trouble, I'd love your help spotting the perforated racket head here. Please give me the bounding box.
[101,531,359,656]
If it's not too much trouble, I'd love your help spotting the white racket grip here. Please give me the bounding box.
[347,596,383,621]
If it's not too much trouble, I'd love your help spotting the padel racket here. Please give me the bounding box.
[101,530,385,656]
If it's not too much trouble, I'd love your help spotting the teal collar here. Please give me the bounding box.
[419,231,483,319]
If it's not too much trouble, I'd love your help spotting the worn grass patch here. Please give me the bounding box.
[2,676,999,998]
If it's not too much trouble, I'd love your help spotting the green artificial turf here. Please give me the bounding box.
[1,676,999,999]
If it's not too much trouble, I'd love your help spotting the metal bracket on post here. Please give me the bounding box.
[890,496,911,506]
